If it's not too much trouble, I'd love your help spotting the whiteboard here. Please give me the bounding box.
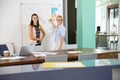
[20,1,63,51]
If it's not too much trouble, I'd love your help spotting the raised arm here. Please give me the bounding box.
[49,19,57,29]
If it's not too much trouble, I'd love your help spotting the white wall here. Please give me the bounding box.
[0,0,22,52]
[0,0,64,52]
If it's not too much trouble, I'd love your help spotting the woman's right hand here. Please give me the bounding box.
[36,38,41,42]
[49,19,52,22]
[38,38,43,42]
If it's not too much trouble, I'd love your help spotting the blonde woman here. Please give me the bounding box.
[49,15,65,50]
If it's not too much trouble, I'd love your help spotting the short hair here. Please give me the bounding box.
[56,15,63,20]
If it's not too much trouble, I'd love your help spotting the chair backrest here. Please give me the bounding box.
[78,53,97,61]
[96,36,107,47]
[118,53,120,58]
[45,55,68,62]
[62,44,77,49]
[0,44,9,56]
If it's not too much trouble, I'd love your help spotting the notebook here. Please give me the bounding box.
[19,45,35,56]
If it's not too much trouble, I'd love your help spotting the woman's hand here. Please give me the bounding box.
[36,38,42,42]
[48,18,56,29]
[49,19,53,22]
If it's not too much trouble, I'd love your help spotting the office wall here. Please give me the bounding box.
[0,0,64,52]
[0,0,21,52]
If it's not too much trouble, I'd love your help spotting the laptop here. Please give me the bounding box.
[19,45,35,56]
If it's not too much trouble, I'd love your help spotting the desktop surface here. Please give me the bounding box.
[0,48,119,67]
[80,59,120,67]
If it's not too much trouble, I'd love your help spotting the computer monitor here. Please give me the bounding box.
[0,44,9,56]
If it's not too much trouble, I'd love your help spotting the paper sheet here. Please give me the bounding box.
[0,56,25,60]
[33,52,58,57]
[67,51,82,54]
[34,54,46,57]
[43,62,85,68]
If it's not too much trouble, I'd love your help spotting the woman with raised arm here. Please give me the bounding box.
[49,15,65,50]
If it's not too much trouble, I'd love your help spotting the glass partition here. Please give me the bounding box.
[96,0,119,50]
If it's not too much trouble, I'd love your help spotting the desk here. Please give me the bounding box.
[0,48,119,67]
[96,33,118,49]
[96,33,118,36]
[0,59,120,80]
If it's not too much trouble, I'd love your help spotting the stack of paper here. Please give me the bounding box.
[43,62,85,69]
[33,52,58,57]
[0,56,25,60]
[67,51,82,54]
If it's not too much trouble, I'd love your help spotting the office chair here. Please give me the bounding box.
[96,35,108,50]
[62,44,77,49]
[0,44,9,56]
[78,53,97,61]
[45,54,68,62]
[109,36,118,50]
